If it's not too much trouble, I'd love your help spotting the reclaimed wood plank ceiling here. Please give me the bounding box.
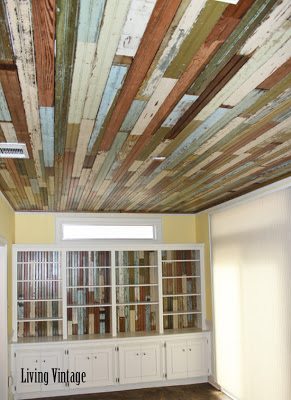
[0,0,290,212]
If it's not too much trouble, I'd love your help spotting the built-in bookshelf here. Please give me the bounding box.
[66,251,111,336]
[13,245,205,341]
[162,250,202,331]
[115,250,159,334]
[16,251,62,338]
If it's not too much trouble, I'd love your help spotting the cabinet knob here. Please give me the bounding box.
[94,356,97,359]
[136,353,139,356]
[87,357,90,360]
[143,353,146,356]
[43,360,46,362]
[182,349,185,352]
[35,360,38,363]
[189,348,192,352]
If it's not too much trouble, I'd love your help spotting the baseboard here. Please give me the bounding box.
[208,375,220,390]
[13,376,208,399]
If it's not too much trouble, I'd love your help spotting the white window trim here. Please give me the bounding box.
[56,216,163,245]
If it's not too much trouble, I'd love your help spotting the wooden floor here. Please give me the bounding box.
[37,384,230,400]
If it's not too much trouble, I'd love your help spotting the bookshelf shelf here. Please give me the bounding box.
[13,245,205,341]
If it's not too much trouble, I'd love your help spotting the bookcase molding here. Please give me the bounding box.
[12,243,206,342]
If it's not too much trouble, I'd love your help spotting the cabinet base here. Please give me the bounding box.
[13,377,208,400]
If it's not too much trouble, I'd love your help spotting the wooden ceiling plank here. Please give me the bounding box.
[82,0,131,121]
[72,119,95,177]
[116,0,156,58]
[141,0,207,97]
[99,0,183,152]
[189,0,277,96]
[0,1,13,61]
[5,0,44,181]
[87,65,129,152]
[67,0,106,124]
[39,107,54,167]
[0,122,17,142]
[164,0,227,79]
[55,0,79,159]
[257,59,291,90]
[0,82,11,121]
[31,0,55,107]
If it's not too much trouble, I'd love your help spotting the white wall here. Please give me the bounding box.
[210,187,291,400]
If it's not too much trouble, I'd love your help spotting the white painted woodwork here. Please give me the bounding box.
[166,337,209,380]
[119,344,142,384]
[15,350,41,394]
[142,0,207,97]
[41,351,65,392]
[141,342,162,382]
[69,346,114,388]
[166,340,188,380]
[117,0,156,57]
[131,78,177,136]
[83,0,131,120]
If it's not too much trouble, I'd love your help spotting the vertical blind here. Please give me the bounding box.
[210,187,291,400]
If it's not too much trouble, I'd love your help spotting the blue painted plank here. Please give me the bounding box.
[88,65,128,151]
[162,94,198,127]
[120,99,147,132]
[40,107,54,167]
[0,83,11,121]
[77,0,106,43]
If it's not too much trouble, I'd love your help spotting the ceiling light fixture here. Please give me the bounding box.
[152,156,166,161]
[215,0,240,4]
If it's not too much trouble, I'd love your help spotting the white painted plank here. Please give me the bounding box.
[116,0,156,57]
[0,122,18,142]
[162,94,198,127]
[72,119,95,177]
[120,100,147,132]
[131,77,177,135]
[142,0,207,97]
[0,83,11,121]
[83,0,131,120]
[239,0,291,56]
[145,170,169,190]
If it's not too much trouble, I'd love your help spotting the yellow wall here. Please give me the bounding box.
[15,213,55,244]
[162,215,196,243]
[15,214,197,244]
[0,193,15,334]
[196,212,212,321]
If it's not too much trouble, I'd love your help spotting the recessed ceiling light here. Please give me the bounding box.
[152,156,166,161]
[215,0,240,4]
[0,143,29,159]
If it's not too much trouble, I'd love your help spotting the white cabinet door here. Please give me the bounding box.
[92,347,115,386]
[187,338,209,377]
[119,345,141,384]
[15,350,41,393]
[166,340,188,380]
[141,343,162,382]
[69,350,93,388]
[41,350,65,392]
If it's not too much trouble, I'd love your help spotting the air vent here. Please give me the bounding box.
[0,143,29,159]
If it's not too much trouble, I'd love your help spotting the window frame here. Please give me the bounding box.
[55,216,162,245]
